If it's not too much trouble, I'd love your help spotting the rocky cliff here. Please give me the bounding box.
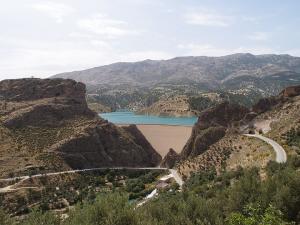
[181,102,249,160]
[280,85,300,97]
[0,78,96,128]
[252,84,300,114]
[0,78,161,178]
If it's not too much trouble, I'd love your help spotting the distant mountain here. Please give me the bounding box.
[52,53,300,113]
[53,53,300,88]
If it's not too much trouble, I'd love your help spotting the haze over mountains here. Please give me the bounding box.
[54,53,300,89]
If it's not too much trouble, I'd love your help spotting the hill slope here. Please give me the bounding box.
[0,78,161,178]
[53,53,300,88]
[166,85,300,177]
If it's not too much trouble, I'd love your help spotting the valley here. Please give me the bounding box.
[1,1,300,223]
[1,57,300,224]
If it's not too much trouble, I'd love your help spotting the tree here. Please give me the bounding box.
[227,205,291,225]
[20,210,60,225]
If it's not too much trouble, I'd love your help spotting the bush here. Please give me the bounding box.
[0,209,14,225]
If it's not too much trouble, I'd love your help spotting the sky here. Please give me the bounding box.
[0,0,300,80]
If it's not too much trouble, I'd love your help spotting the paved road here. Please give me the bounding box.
[0,167,184,193]
[0,167,168,182]
[244,134,287,163]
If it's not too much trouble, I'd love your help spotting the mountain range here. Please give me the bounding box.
[53,53,300,89]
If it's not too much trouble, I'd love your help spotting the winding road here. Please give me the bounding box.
[0,167,168,182]
[244,134,287,163]
[0,167,184,193]
[1,133,286,194]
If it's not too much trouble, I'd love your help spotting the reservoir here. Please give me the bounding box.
[99,111,197,126]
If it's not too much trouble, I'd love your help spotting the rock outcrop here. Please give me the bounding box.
[0,78,161,177]
[51,123,161,168]
[122,124,162,165]
[160,148,180,168]
[0,78,86,101]
[252,85,300,114]
[0,78,95,128]
[197,101,250,129]
[252,97,280,114]
[181,102,249,160]
[138,95,197,117]
[280,85,300,97]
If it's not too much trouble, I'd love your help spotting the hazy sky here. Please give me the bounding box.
[0,0,300,80]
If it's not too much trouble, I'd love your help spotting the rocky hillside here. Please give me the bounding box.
[138,95,197,117]
[253,84,300,151]
[0,79,95,128]
[0,78,161,178]
[172,85,300,177]
[181,102,249,159]
[160,148,180,168]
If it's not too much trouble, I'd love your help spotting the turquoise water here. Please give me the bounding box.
[100,111,197,126]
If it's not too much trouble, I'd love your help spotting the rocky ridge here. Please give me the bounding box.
[181,102,250,159]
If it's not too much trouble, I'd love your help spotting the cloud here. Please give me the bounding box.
[32,1,75,23]
[184,9,233,27]
[247,32,270,41]
[177,43,276,56]
[0,35,116,79]
[78,14,139,39]
[0,35,173,80]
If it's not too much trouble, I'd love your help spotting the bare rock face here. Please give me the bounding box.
[252,97,280,114]
[160,148,180,168]
[252,85,300,114]
[181,102,249,160]
[0,78,86,102]
[181,126,226,159]
[280,85,300,97]
[197,102,250,129]
[51,122,162,168]
[0,78,95,128]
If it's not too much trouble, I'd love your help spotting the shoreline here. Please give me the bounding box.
[117,123,194,128]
